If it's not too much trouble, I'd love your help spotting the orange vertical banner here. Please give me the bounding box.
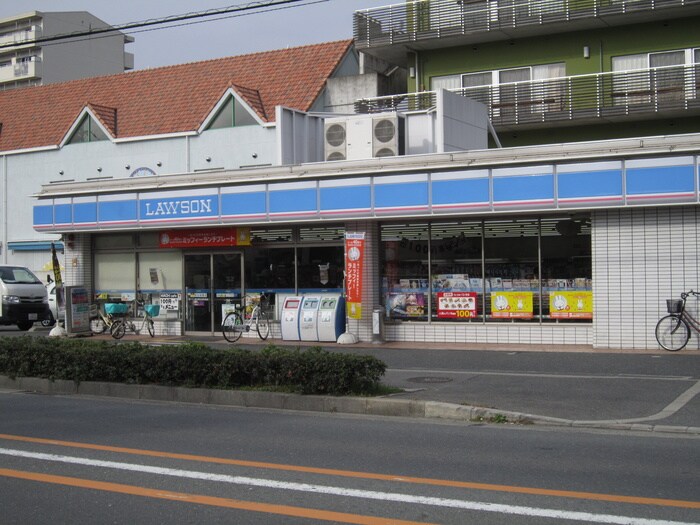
[345,232,365,319]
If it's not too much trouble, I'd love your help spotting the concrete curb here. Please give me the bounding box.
[1,375,698,435]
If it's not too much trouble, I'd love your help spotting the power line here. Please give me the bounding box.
[0,0,323,50]
[34,0,330,49]
[46,0,329,46]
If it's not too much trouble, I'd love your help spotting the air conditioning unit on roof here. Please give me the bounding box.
[324,114,405,161]
[324,119,347,161]
[372,115,404,158]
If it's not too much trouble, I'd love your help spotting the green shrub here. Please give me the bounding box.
[0,337,385,396]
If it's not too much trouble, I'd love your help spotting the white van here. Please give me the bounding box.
[43,280,66,327]
[0,265,51,330]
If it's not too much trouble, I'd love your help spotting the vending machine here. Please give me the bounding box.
[299,296,321,341]
[317,294,345,342]
[280,296,303,341]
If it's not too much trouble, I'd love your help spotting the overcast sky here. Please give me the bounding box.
[2,0,391,70]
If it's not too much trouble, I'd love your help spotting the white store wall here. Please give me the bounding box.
[592,205,700,350]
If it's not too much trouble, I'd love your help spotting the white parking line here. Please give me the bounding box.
[0,447,695,525]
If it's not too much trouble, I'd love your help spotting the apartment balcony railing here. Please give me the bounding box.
[0,27,42,48]
[0,60,41,84]
[354,0,700,50]
[354,64,700,130]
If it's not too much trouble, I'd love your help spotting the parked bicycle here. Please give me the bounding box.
[110,301,160,339]
[222,293,270,343]
[655,290,700,351]
[90,304,119,335]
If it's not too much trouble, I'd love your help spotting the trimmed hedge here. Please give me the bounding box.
[0,337,386,396]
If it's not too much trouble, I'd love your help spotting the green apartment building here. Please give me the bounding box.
[355,0,700,146]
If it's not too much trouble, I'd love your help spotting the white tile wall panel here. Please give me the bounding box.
[592,205,699,349]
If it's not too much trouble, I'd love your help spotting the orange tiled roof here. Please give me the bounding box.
[0,39,353,152]
[86,103,118,137]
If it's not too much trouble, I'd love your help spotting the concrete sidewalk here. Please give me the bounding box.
[18,329,700,434]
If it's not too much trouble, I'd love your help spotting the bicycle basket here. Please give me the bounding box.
[144,304,160,317]
[105,303,129,315]
[666,299,683,314]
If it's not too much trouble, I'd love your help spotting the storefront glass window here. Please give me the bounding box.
[380,215,591,323]
[138,251,183,316]
[431,221,483,321]
[245,248,296,293]
[138,232,160,248]
[94,252,135,301]
[250,227,293,244]
[484,219,540,321]
[297,246,344,292]
[382,223,430,321]
[540,217,592,322]
[299,226,344,243]
[246,225,344,319]
[93,234,134,250]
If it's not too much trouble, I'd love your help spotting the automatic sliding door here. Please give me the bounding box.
[185,253,242,334]
[185,254,212,332]
[213,253,242,329]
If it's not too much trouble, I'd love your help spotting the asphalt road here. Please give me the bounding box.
[1,392,699,524]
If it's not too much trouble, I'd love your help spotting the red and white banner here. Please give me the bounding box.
[159,227,251,248]
[345,232,365,319]
[437,292,477,319]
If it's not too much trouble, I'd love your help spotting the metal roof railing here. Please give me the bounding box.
[354,0,700,49]
[354,64,700,129]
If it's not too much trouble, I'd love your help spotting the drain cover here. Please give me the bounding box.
[407,376,453,384]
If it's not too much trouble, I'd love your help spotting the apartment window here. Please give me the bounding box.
[612,48,695,106]
[459,64,565,88]
[435,63,566,113]
[431,74,461,91]
[462,71,492,88]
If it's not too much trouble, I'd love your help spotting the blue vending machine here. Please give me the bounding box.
[317,295,345,342]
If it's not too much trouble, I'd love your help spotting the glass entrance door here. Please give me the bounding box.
[213,253,242,330]
[185,253,242,334]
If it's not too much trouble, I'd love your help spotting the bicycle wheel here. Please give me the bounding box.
[655,314,690,351]
[147,318,155,337]
[111,319,126,340]
[90,317,106,334]
[256,311,270,340]
[222,312,243,343]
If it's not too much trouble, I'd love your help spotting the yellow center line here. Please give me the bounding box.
[1,433,698,510]
[0,468,435,525]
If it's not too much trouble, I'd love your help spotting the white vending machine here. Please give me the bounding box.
[280,296,303,341]
[317,295,345,342]
[299,296,321,341]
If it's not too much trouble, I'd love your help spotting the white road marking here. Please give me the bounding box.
[1,447,696,525]
[389,368,695,381]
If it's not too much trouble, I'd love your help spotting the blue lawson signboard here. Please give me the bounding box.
[33,156,699,232]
